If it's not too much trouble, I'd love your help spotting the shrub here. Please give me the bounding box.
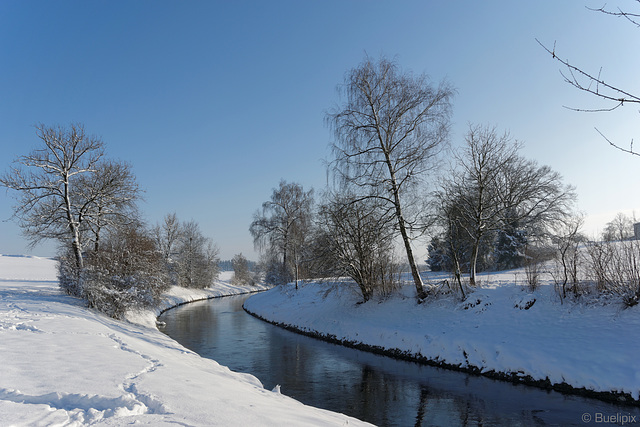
[58,224,170,318]
[174,221,219,289]
[231,253,257,286]
[586,239,640,307]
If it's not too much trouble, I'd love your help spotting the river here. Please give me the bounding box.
[159,293,640,426]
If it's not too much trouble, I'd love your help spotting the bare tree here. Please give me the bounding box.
[231,253,255,286]
[76,160,142,252]
[430,190,469,297]
[537,2,640,156]
[250,180,314,288]
[151,214,220,288]
[602,212,636,241]
[59,221,171,318]
[314,192,398,302]
[437,125,517,286]
[175,220,220,289]
[439,124,576,286]
[586,238,640,307]
[551,214,585,301]
[0,123,105,268]
[152,212,182,262]
[327,56,454,299]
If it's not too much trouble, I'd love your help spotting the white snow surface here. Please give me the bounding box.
[244,270,640,401]
[0,255,371,426]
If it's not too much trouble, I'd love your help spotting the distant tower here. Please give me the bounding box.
[634,223,640,240]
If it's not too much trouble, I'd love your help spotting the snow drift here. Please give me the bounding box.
[0,255,371,426]
[244,271,640,403]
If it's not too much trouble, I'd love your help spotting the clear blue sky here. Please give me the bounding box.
[1,1,639,261]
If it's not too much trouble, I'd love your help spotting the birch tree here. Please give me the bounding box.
[231,253,255,286]
[1,123,104,268]
[175,220,220,288]
[249,180,314,288]
[327,56,454,299]
[440,124,576,286]
[152,212,182,262]
[602,212,635,241]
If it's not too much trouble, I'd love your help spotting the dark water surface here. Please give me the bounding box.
[159,294,640,426]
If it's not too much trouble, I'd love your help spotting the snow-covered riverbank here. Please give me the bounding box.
[243,270,640,404]
[124,270,271,328]
[0,255,372,426]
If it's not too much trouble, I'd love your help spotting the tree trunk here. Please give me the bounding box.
[399,217,425,299]
[63,173,84,269]
[72,233,84,269]
[386,158,425,299]
[282,228,290,286]
[282,247,288,286]
[469,239,480,287]
[447,233,465,298]
[293,246,299,290]
[94,206,102,252]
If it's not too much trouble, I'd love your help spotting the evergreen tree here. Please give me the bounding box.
[494,213,528,270]
[426,237,450,272]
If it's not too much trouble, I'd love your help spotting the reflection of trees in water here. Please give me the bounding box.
[353,366,498,427]
[226,297,250,335]
[269,339,312,394]
[414,387,429,427]
[352,364,437,427]
[167,303,220,352]
[356,365,394,426]
[413,387,479,427]
[412,387,548,427]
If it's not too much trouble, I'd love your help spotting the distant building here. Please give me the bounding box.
[634,223,640,240]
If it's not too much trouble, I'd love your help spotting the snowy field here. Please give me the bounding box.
[244,269,640,403]
[0,255,371,426]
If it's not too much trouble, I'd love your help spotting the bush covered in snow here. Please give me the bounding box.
[585,239,640,307]
[59,224,170,318]
[152,214,220,289]
[230,253,258,286]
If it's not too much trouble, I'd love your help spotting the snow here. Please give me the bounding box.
[125,271,270,329]
[244,270,640,402]
[0,255,372,426]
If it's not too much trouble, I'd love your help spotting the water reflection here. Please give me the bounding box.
[160,294,640,426]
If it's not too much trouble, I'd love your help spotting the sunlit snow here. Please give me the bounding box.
[245,269,640,401]
[0,255,371,426]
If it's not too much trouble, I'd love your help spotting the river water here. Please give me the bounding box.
[159,293,640,426]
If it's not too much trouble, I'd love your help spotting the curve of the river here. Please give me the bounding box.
[159,293,640,426]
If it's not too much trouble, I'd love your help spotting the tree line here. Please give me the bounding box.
[4,51,636,314]
[428,124,575,289]
[219,257,257,272]
[250,56,576,303]
[1,124,222,318]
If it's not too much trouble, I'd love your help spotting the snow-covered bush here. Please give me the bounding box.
[586,239,640,307]
[58,224,170,318]
[152,214,220,289]
[231,253,258,286]
[550,216,586,302]
[313,195,399,302]
[172,220,219,289]
[58,248,85,298]
[82,268,167,319]
[523,249,541,292]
